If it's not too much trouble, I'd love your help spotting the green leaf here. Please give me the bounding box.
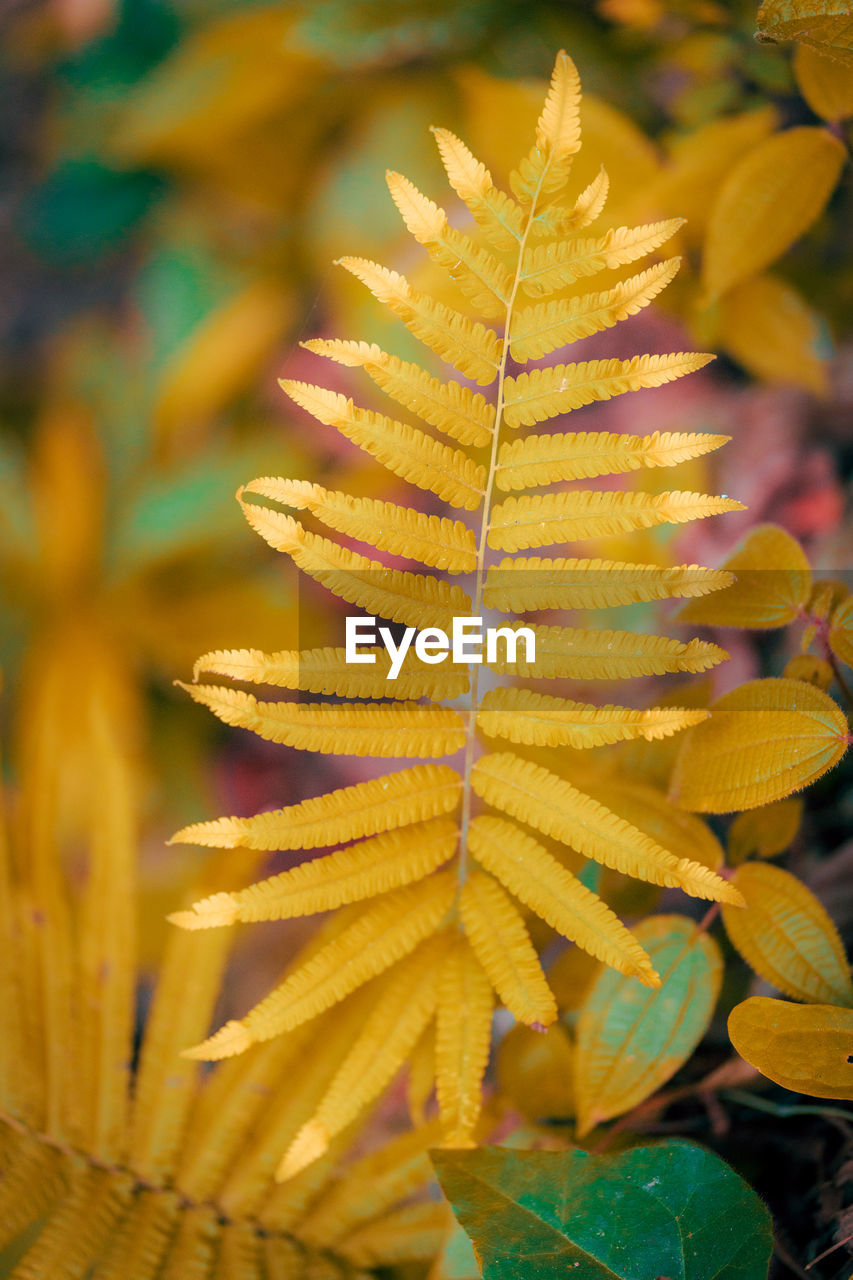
[432,1140,773,1280]
[574,916,722,1135]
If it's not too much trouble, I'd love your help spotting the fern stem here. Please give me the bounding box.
[457,183,545,889]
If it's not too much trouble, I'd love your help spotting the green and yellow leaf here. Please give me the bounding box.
[575,916,723,1134]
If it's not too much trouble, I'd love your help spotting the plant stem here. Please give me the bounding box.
[456,180,545,889]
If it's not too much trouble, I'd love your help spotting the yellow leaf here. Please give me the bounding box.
[459,871,558,1027]
[171,819,458,927]
[468,815,660,984]
[718,274,829,395]
[489,489,742,552]
[723,863,853,1005]
[679,524,812,629]
[170,764,462,851]
[154,282,291,442]
[829,596,853,666]
[191,644,469,703]
[185,874,456,1054]
[783,654,834,689]
[303,339,494,447]
[509,259,681,360]
[488,624,727,680]
[242,476,477,572]
[794,41,853,119]
[757,1,853,68]
[727,798,803,863]
[484,557,732,611]
[634,108,778,244]
[435,938,493,1146]
[495,429,729,490]
[702,126,846,300]
[178,683,466,758]
[728,996,853,1100]
[503,353,714,427]
[671,677,849,812]
[338,257,500,386]
[496,1022,575,1122]
[471,754,740,904]
[277,382,485,510]
[477,687,709,749]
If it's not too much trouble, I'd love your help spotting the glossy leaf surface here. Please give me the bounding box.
[432,1140,773,1280]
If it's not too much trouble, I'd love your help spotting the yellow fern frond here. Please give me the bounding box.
[184,874,456,1057]
[170,765,462,851]
[477,688,710,748]
[430,126,524,250]
[191,646,469,702]
[468,815,660,986]
[298,1123,442,1250]
[176,683,466,758]
[337,257,500,385]
[459,871,557,1026]
[277,938,445,1180]
[471,753,743,904]
[406,1027,436,1127]
[510,259,681,359]
[519,220,683,297]
[435,938,493,1146]
[495,429,730,490]
[488,624,727,680]
[489,489,744,551]
[241,477,477,572]
[510,50,582,202]
[530,167,610,236]
[171,819,458,928]
[503,353,715,427]
[239,503,470,631]
[302,339,494,446]
[169,50,749,1170]
[386,171,512,318]
[483,557,733,611]
[277,382,485,509]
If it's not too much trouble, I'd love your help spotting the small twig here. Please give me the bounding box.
[806,1230,853,1270]
[828,650,853,719]
[721,1089,853,1124]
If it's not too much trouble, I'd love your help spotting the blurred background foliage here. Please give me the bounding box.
[0,3,851,1275]
[1,0,851,1000]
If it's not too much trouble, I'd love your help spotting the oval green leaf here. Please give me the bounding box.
[432,1139,774,1280]
[574,916,722,1136]
[729,996,853,1100]
[723,862,853,1006]
[670,677,849,813]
